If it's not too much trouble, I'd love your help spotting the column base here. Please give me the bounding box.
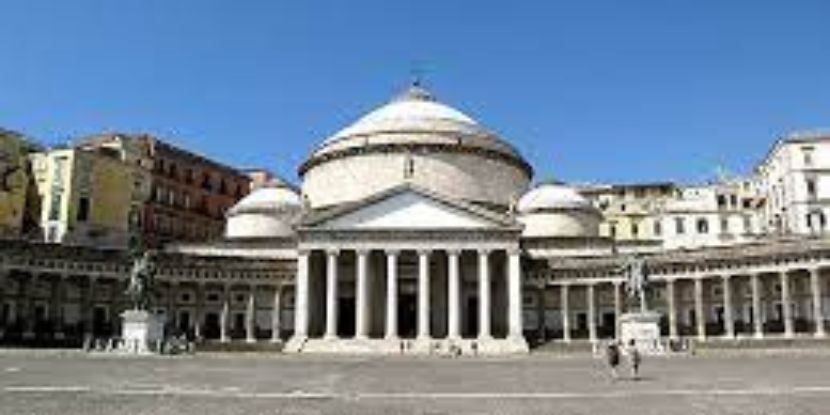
[245,337,256,344]
[220,336,230,343]
[815,331,827,338]
[289,337,530,355]
[753,332,765,339]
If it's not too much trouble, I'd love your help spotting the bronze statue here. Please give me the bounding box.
[125,250,156,311]
[621,255,649,313]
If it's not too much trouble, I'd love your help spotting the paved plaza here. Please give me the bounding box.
[2,350,830,414]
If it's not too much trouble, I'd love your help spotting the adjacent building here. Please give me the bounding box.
[78,134,251,247]
[756,130,830,236]
[0,129,40,239]
[28,147,141,248]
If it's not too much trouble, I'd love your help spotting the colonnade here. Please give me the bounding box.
[0,269,288,344]
[549,268,827,342]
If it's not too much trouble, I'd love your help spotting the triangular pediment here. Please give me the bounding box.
[303,185,515,230]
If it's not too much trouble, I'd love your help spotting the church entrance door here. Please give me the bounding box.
[398,294,417,338]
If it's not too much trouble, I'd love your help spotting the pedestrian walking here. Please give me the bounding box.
[606,341,621,380]
[628,339,642,380]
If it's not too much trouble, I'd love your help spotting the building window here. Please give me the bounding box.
[619,203,626,212]
[653,220,662,237]
[168,189,176,206]
[675,218,685,235]
[803,147,814,166]
[155,186,164,203]
[631,223,639,239]
[807,178,817,199]
[717,195,727,209]
[184,193,191,210]
[48,190,63,221]
[720,217,729,234]
[77,196,90,222]
[743,215,752,233]
[697,218,709,234]
[609,223,617,238]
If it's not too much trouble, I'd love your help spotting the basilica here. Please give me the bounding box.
[2,82,829,354]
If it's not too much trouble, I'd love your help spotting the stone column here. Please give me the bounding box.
[355,249,369,339]
[194,282,204,340]
[667,278,678,340]
[751,273,764,339]
[536,280,546,342]
[245,285,256,343]
[780,271,794,338]
[613,281,622,340]
[83,276,98,339]
[324,250,339,339]
[385,250,399,340]
[694,277,706,341]
[810,268,826,338]
[507,249,523,340]
[168,281,177,331]
[293,250,310,340]
[561,284,571,342]
[478,249,491,339]
[271,285,283,342]
[447,249,461,340]
[587,283,597,343]
[53,275,66,339]
[417,250,431,340]
[220,284,230,343]
[722,275,735,338]
[23,274,36,339]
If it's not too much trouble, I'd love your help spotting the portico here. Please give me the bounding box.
[285,185,528,354]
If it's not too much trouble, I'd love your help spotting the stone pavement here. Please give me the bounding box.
[2,350,830,414]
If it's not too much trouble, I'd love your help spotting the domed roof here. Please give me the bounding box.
[227,180,301,217]
[307,82,522,161]
[517,182,594,213]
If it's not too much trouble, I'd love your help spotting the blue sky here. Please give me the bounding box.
[1,1,828,184]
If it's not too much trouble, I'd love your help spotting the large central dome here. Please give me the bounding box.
[299,83,533,209]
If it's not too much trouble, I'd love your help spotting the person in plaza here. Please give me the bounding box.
[606,340,622,380]
[628,339,642,380]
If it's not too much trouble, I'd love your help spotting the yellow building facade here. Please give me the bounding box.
[29,148,141,248]
[0,130,38,238]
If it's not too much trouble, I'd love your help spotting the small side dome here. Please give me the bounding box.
[517,182,593,213]
[517,182,601,238]
[225,181,301,239]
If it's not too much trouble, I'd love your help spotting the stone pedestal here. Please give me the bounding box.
[619,311,662,354]
[120,309,163,354]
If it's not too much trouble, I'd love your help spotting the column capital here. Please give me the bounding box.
[446,248,462,256]
[416,249,431,257]
[326,248,340,257]
[477,248,492,256]
[355,248,371,256]
[810,268,822,277]
[297,248,311,257]
[721,274,732,281]
[384,249,400,256]
[506,247,522,256]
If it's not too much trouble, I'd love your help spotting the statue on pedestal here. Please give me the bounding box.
[125,250,156,311]
[621,255,649,313]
